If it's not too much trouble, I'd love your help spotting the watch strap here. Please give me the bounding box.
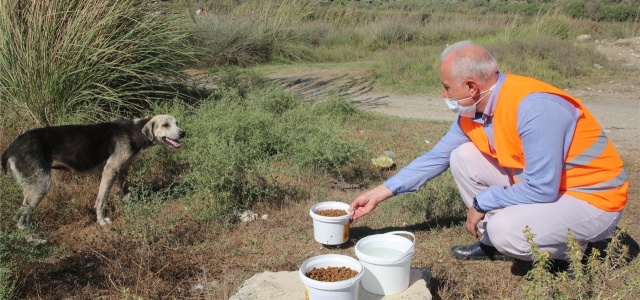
[473,197,486,213]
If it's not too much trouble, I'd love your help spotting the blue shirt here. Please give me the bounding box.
[384,73,581,211]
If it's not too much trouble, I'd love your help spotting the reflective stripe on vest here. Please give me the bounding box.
[565,130,608,170]
[567,167,628,193]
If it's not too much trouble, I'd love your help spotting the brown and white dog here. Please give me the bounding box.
[1,115,185,229]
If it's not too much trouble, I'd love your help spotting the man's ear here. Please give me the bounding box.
[465,80,479,95]
[142,121,154,141]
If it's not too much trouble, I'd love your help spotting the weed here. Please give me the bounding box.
[524,225,637,299]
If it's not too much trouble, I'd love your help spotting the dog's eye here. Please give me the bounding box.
[162,123,169,127]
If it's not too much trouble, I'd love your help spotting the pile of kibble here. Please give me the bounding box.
[315,209,347,217]
[306,266,358,282]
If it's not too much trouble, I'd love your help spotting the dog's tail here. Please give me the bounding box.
[1,150,8,174]
[1,145,10,175]
[1,151,7,174]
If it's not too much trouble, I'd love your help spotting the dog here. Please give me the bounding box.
[1,115,185,229]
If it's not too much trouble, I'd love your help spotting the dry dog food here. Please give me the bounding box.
[306,266,358,282]
[315,209,347,217]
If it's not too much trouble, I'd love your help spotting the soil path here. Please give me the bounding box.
[267,37,640,154]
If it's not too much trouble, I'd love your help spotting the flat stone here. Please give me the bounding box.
[230,268,432,299]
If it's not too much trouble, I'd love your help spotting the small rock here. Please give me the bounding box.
[261,214,269,220]
[237,210,259,223]
[576,34,592,43]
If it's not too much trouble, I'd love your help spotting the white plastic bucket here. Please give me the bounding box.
[354,231,416,295]
[299,254,364,300]
[309,202,353,245]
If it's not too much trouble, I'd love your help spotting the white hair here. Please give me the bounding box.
[440,40,498,85]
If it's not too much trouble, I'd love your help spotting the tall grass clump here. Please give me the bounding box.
[523,225,638,299]
[0,0,194,127]
[178,70,366,221]
[364,17,424,51]
[194,0,315,67]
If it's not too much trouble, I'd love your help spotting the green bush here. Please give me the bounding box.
[277,103,364,175]
[173,71,366,221]
[0,0,194,127]
[566,1,639,22]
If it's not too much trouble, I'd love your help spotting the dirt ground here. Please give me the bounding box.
[6,38,638,299]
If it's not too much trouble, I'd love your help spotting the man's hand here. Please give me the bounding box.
[348,184,393,222]
[466,207,486,238]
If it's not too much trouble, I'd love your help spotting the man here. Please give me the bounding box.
[348,41,628,265]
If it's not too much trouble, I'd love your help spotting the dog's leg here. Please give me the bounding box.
[116,161,133,202]
[13,168,51,230]
[95,166,118,226]
[95,148,132,226]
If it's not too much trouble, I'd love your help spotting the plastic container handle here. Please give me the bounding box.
[385,231,416,263]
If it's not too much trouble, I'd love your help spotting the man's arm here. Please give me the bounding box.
[384,120,470,195]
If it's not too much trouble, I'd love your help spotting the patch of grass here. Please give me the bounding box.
[0,175,53,300]
[370,46,441,94]
[192,0,314,67]
[489,37,617,88]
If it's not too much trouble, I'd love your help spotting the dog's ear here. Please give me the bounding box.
[142,120,155,141]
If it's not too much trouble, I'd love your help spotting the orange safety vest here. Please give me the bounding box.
[460,74,628,211]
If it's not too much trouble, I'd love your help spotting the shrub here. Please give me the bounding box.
[174,70,365,221]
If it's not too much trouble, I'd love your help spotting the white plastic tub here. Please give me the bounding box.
[309,201,353,245]
[299,254,364,300]
[354,231,416,295]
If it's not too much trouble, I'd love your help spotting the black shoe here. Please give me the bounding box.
[584,238,611,260]
[450,242,515,261]
[549,259,571,275]
[511,259,573,278]
[511,259,533,276]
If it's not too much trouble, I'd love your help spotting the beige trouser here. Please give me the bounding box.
[449,142,622,261]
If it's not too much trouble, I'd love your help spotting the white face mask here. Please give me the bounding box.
[444,84,496,118]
